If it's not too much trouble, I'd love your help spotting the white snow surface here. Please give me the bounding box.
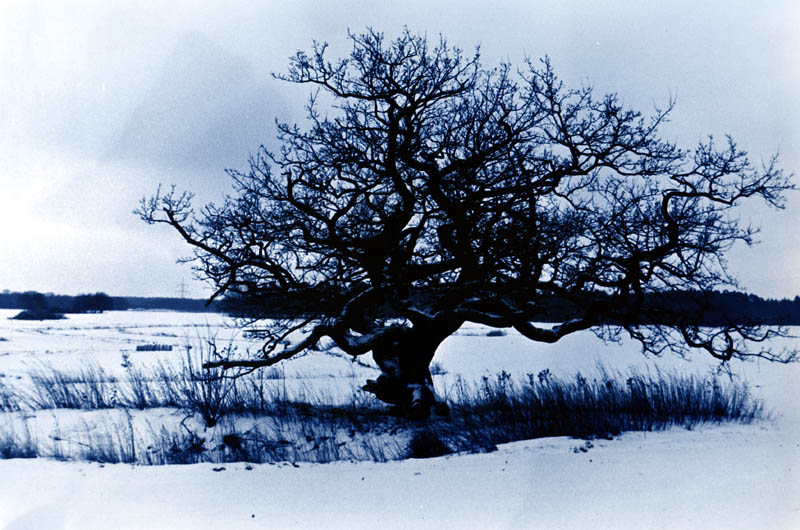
[0,310,798,529]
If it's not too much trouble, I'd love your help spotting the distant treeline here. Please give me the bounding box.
[636,291,800,326]
[119,296,219,312]
[2,289,800,324]
[219,288,800,326]
[0,291,219,314]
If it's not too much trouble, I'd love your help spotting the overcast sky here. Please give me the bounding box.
[1,0,798,298]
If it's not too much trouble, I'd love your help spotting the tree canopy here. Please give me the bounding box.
[139,29,795,417]
[72,293,114,313]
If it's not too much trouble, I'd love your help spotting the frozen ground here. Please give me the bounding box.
[1,424,797,530]
[0,310,798,529]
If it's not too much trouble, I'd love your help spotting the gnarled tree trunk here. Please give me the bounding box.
[361,320,457,419]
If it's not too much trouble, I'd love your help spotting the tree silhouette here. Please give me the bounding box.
[18,291,48,313]
[72,293,114,313]
[139,30,795,417]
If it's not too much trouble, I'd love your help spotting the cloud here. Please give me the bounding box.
[106,32,287,175]
[1,1,797,297]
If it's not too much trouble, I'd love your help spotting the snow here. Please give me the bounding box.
[1,310,799,528]
[1,425,797,529]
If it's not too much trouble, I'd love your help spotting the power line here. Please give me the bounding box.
[177,278,188,299]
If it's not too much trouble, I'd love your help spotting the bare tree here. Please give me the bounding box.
[139,29,795,418]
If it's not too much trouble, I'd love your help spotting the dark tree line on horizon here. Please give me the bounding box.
[219,287,800,326]
[0,291,218,316]
[3,288,800,325]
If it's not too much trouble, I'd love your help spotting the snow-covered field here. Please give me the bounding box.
[0,309,798,529]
